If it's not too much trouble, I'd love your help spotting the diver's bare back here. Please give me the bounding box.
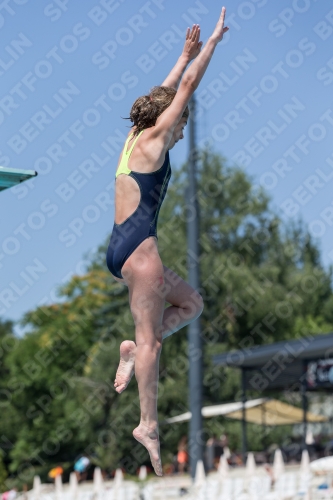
[114,128,168,226]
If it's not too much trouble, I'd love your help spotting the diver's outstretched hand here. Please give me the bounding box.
[211,6,229,43]
[183,24,203,61]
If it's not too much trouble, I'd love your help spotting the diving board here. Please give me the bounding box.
[0,166,38,192]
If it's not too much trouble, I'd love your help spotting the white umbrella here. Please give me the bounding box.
[218,454,229,480]
[138,465,147,481]
[114,468,123,488]
[310,456,333,473]
[194,460,206,487]
[305,430,314,445]
[69,472,78,499]
[300,449,310,476]
[55,474,62,500]
[32,476,41,500]
[244,453,256,493]
[273,449,285,481]
[93,467,103,495]
[298,450,311,500]
[165,398,326,425]
[246,452,256,477]
[165,399,266,424]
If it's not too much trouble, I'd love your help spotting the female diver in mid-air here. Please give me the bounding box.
[106,7,229,476]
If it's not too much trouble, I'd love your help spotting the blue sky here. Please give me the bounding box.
[0,0,332,335]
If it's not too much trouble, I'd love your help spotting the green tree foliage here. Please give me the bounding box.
[0,451,8,492]
[0,320,19,490]
[1,150,332,481]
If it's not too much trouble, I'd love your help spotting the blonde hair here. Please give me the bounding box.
[125,86,189,136]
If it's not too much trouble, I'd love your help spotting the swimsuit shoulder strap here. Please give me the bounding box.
[115,129,144,178]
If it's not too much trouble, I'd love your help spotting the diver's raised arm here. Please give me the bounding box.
[151,6,229,147]
[182,7,229,91]
[161,24,203,89]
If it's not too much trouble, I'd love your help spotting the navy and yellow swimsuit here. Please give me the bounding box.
[106,129,171,279]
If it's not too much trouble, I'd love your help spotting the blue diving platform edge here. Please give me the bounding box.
[0,166,38,192]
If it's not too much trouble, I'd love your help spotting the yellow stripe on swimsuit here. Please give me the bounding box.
[115,130,144,178]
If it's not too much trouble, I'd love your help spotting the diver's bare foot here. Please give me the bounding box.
[133,423,163,476]
[114,340,136,393]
